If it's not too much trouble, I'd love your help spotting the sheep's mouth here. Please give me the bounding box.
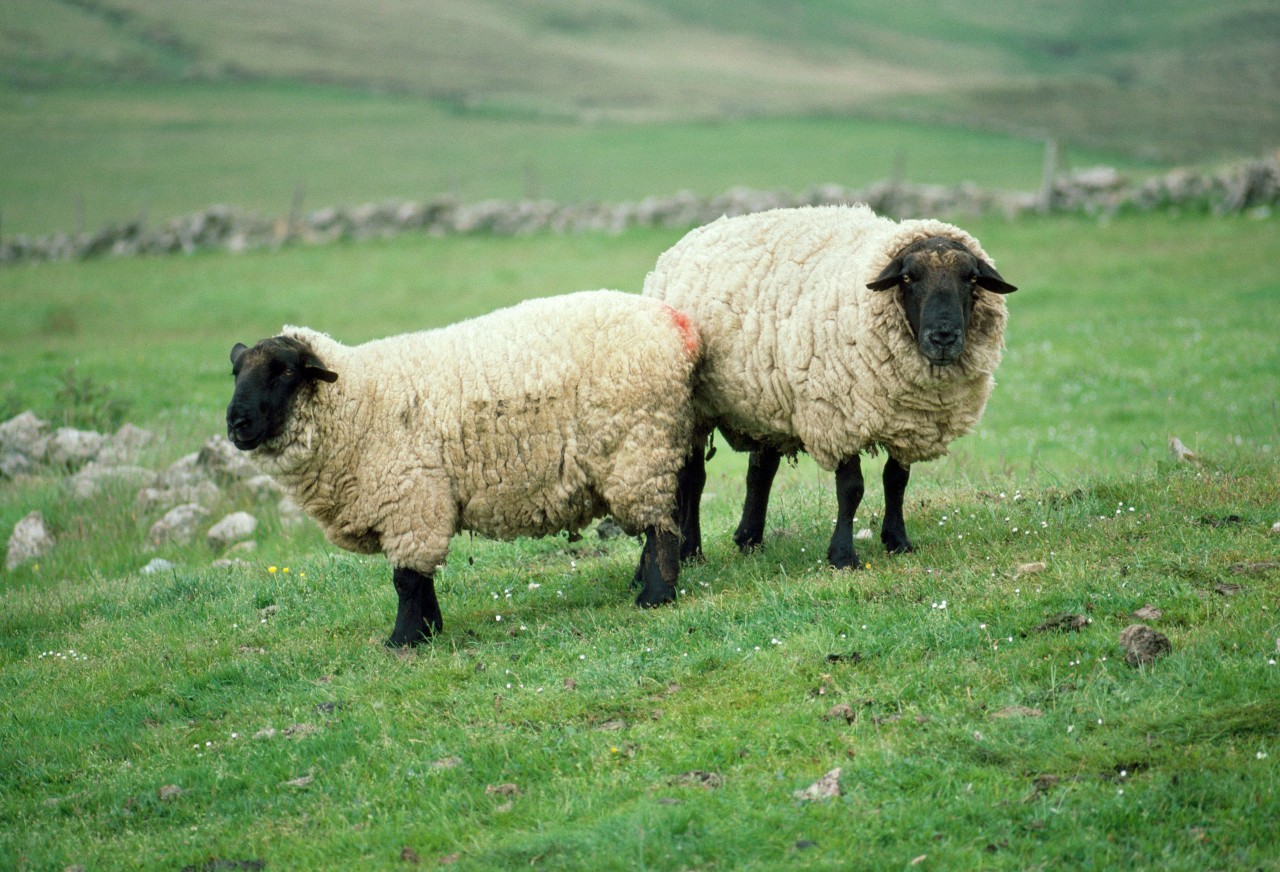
[923,351,961,367]
[227,423,267,451]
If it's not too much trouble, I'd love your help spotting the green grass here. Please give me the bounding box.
[0,82,1158,237]
[2,213,1279,868]
[6,0,1277,162]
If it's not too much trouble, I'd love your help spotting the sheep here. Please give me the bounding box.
[225,290,701,646]
[642,204,1017,569]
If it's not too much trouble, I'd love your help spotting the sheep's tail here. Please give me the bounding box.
[659,303,701,360]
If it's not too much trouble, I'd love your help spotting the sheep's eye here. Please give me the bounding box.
[901,274,913,284]
[282,367,296,378]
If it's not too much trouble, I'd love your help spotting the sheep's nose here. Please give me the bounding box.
[928,329,960,350]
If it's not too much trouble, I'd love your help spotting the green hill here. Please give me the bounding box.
[5,0,1278,161]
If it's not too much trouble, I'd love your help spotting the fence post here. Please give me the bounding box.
[1039,138,1059,214]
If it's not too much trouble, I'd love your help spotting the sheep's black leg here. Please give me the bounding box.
[881,456,915,554]
[676,437,708,563]
[386,566,443,647]
[733,447,782,553]
[826,456,865,570]
[635,526,680,608]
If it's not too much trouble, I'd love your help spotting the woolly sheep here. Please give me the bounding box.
[225,290,701,645]
[642,204,1017,569]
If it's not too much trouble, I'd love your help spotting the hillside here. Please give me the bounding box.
[4,0,1278,161]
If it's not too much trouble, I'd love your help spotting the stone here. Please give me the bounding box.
[135,479,220,514]
[158,452,207,489]
[148,503,209,547]
[277,496,308,530]
[6,511,55,570]
[97,423,155,464]
[245,474,283,501]
[66,463,158,499]
[0,411,51,477]
[43,427,106,470]
[207,511,257,550]
[141,558,177,575]
[197,435,259,484]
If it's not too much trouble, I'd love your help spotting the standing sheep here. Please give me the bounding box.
[225,290,701,646]
[643,204,1017,569]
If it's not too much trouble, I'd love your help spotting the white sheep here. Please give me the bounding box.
[225,290,702,645]
[642,204,1017,569]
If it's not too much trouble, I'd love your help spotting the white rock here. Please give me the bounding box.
[158,452,207,489]
[1271,521,1280,536]
[141,558,177,575]
[6,510,55,570]
[0,411,51,477]
[148,503,209,547]
[66,462,158,499]
[97,423,155,464]
[207,511,257,550]
[135,479,221,514]
[277,496,309,530]
[43,427,106,470]
[245,474,283,501]
[1168,436,1197,464]
[197,435,259,484]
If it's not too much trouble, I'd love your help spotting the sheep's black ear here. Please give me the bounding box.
[975,260,1017,294]
[301,352,339,384]
[230,343,249,366]
[866,258,905,291]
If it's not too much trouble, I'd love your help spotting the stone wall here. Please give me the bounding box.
[2,155,1276,265]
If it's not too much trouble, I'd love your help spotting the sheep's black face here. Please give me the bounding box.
[866,237,1017,366]
[226,336,338,451]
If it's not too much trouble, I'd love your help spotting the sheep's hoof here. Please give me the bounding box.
[881,524,915,554]
[384,630,433,648]
[680,547,705,565]
[636,586,677,608]
[827,548,862,571]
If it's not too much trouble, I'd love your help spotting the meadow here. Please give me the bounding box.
[0,82,1158,238]
[1,210,1278,869]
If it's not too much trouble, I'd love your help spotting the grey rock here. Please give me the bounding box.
[277,496,309,530]
[6,511,55,570]
[135,479,221,514]
[148,503,209,547]
[97,423,155,465]
[207,511,257,550]
[245,474,283,501]
[197,435,259,484]
[141,558,177,575]
[44,427,107,470]
[0,411,51,477]
[65,462,158,500]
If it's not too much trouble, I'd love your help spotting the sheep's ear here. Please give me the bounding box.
[230,343,249,366]
[301,352,339,383]
[975,260,1017,294]
[866,258,905,291]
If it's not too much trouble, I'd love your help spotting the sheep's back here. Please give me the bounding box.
[643,205,1007,468]
[356,291,698,538]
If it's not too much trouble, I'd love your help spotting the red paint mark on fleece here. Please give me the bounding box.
[660,303,700,357]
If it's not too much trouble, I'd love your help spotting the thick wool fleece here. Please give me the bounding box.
[247,291,700,575]
[642,204,1007,469]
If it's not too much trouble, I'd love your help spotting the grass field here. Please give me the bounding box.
[5,0,1278,162]
[0,82,1162,237]
[2,212,1278,869]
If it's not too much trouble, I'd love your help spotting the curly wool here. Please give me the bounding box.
[642,204,1008,468]
[247,291,700,575]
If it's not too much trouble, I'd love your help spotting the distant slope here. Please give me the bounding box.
[5,0,1279,159]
